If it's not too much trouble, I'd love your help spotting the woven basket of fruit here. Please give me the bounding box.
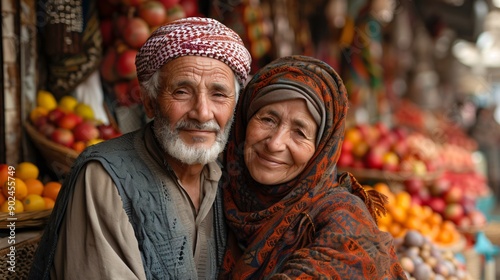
[25,122,79,176]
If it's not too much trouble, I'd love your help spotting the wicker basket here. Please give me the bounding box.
[0,209,52,228]
[24,122,79,176]
[0,232,42,279]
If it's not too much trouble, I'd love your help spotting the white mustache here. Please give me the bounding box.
[176,120,221,132]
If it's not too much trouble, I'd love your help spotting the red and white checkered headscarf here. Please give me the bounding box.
[135,17,252,86]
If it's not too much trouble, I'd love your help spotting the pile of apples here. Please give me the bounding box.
[403,173,488,230]
[30,91,122,153]
[98,0,199,106]
[338,122,443,176]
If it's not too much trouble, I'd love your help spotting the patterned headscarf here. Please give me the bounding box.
[135,17,252,86]
[220,55,389,279]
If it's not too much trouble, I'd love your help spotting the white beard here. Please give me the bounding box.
[152,114,233,165]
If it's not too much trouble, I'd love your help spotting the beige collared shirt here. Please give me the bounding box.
[51,125,221,279]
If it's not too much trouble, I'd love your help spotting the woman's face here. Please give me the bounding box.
[244,99,318,185]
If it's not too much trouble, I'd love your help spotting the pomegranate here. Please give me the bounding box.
[139,1,167,27]
[115,49,138,79]
[122,17,150,49]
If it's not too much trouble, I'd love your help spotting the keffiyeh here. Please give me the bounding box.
[135,17,252,86]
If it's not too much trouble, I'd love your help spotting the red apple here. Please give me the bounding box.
[38,121,56,138]
[122,17,150,49]
[428,177,450,197]
[364,145,387,170]
[47,108,66,124]
[98,124,119,140]
[468,210,487,227]
[57,113,83,130]
[73,121,100,142]
[374,121,390,137]
[404,178,424,195]
[116,49,138,79]
[443,203,464,224]
[457,216,471,229]
[341,139,354,154]
[139,1,167,27]
[337,152,354,168]
[391,126,408,141]
[391,139,408,158]
[51,128,75,147]
[443,185,464,204]
[426,197,446,215]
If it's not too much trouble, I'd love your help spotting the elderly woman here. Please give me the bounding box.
[219,55,406,279]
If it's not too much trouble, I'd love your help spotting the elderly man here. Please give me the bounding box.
[29,17,251,280]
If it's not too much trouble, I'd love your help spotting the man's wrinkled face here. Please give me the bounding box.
[143,56,237,164]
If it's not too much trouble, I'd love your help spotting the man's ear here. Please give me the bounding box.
[142,94,156,119]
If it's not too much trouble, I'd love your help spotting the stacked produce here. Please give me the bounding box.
[338,122,443,175]
[372,183,462,246]
[0,162,61,213]
[98,0,197,106]
[402,174,488,230]
[396,230,471,280]
[30,90,122,153]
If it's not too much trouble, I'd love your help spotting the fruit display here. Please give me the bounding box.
[338,119,482,180]
[98,0,197,106]
[338,122,443,176]
[0,162,61,213]
[402,172,488,230]
[29,90,122,153]
[372,183,463,247]
[396,230,471,280]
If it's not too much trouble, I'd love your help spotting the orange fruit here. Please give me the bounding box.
[404,217,422,230]
[22,194,46,211]
[43,197,55,210]
[421,205,433,220]
[395,191,412,210]
[3,178,28,200]
[389,205,407,224]
[428,212,443,225]
[378,224,389,232]
[0,199,24,213]
[389,223,407,238]
[43,181,62,201]
[72,141,86,153]
[25,178,44,196]
[29,106,49,123]
[344,127,363,145]
[15,162,39,181]
[378,212,393,226]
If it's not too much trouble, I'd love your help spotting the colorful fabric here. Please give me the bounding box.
[135,17,252,85]
[220,55,406,279]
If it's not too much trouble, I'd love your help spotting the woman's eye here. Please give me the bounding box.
[261,117,275,124]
